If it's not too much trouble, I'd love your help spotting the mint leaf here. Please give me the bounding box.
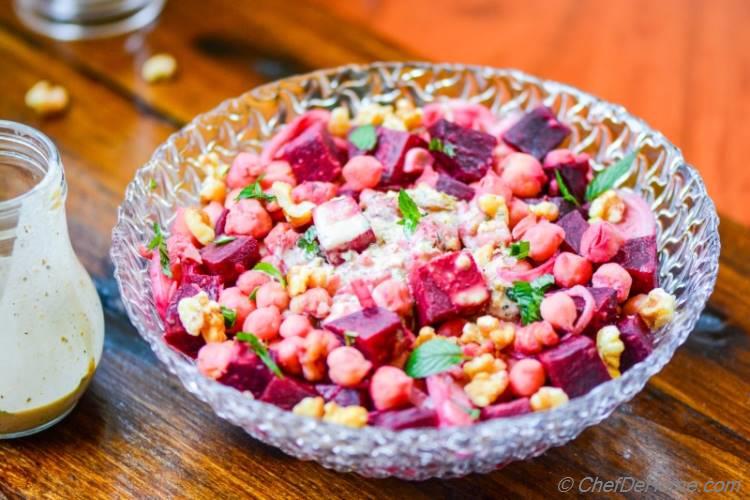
[397,189,423,235]
[405,339,463,378]
[585,150,638,201]
[509,241,530,259]
[236,176,275,202]
[506,273,556,325]
[349,125,378,151]
[428,137,456,158]
[147,222,172,279]
[236,332,283,378]
[253,262,286,287]
[221,306,237,328]
[214,235,236,246]
[555,170,581,207]
[297,226,319,256]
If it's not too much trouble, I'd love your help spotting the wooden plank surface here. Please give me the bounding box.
[0,0,748,498]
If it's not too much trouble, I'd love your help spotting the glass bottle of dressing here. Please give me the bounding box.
[0,121,104,438]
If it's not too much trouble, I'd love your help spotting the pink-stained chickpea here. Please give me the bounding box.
[326,346,373,387]
[263,222,301,254]
[342,155,384,191]
[403,147,434,174]
[226,152,264,189]
[202,201,225,227]
[540,292,577,332]
[372,278,413,316]
[225,199,273,239]
[438,318,466,337]
[514,320,559,355]
[523,220,565,262]
[224,188,243,210]
[580,221,624,263]
[274,336,304,375]
[509,358,545,397]
[279,314,313,338]
[242,306,281,341]
[255,281,290,310]
[553,252,593,288]
[300,329,341,381]
[289,287,332,319]
[218,287,255,332]
[623,294,648,316]
[509,198,529,228]
[260,160,297,188]
[237,270,271,295]
[292,181,338,205]
[500,153,546,198]
[370,366,414,410]
[511,214,538,240]
[472,170,513,202]
[592,263,633,303]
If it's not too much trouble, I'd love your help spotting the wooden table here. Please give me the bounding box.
[1,1,748,497]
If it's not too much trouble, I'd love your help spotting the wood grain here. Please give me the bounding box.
[0,0,748,498]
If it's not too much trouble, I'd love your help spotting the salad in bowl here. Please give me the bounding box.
[112,63,719,478]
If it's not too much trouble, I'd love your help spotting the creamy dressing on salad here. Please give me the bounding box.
[0,185,104,436]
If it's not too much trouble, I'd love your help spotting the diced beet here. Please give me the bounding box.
[543,152,590,203]
[180,264,223,300]
[612,235,659,294]
[537,335,611,398]
[428,119,497,183]
[480,398,532,420]
[281,122,342,182]
[200,236,260,283]
[163,284,205,357]
[368,406,438,430]
[410,251,490,325]
[502,106,571,160]
[557,209,589,254]
[214,208,229,236]
[164,329,205,359]
[259,376,319,410]
[198,340,273,397]
[435,174,475,201]
[370,128,426,186]
[617,315,654,371]
[324,307,402,366]
[315,384,370,407]
[313,196,376,264]
[571,287,618,336]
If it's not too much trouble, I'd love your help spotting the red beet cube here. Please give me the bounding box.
[197,340,273,397]
[180,262,223,300]
[200,236,260,284]
[373,128,426,187]
[538,335,611,398]
[313,196,375,264]
[259,376,319,410]
[613,235,659,294]
[368,406,438,430]
[324,307,402,366]
[480,397,532,421]
[410,251,490,325]
[435,174,475,201]
[503,106,571,160]
[316,384,371,408]
[163,284,204,357]
[214,208,229,236]
[571,287,619,336]
[544,155,590,202]
[616,315,654,371]
[281,122,342,182]
[557,209,590,254]
[428,119,497,183]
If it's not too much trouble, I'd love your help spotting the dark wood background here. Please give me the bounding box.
[0,1,748,498]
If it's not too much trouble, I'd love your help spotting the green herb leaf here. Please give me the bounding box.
[397,189,423,235]
[214,235,236,246]
[349,124,378,151]
[297,226,320,255]
[428,137,456,158]
[509,241,530,259]
[249,287,259,301]
[405,338,464,378]
[148,178,158,191]
[236,177,276,203]
[253,262,286,287]
[221,306,237,328]
[555,170,581,207]
[344,331,357,347]
[147,222,172,278]
[585,150,638,201]
[506,273,556,325]
[236,332,284,378]
[468,408,481,420]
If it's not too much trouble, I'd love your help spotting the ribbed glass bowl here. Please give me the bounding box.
[111,62,720,479]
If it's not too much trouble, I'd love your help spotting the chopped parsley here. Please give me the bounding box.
[221,306,237,328]
[214,235,236,246]
[506,274,556,325]
[396,189,424,235]
[236,332,283,378]
[509,241,530,259]
[236,176,275,203]
[147,222,172,278]
[428,137,456,158]
[297,226,319,256]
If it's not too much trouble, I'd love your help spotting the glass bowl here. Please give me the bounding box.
[111,62,720,479]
